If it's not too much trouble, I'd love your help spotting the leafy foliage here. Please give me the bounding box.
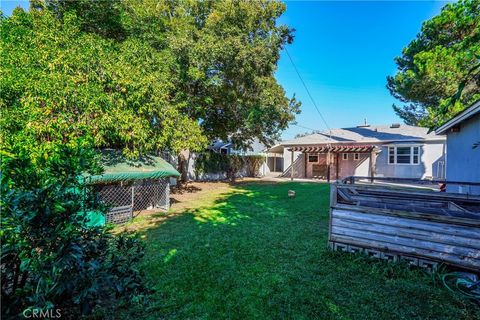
[194,153,264,181]
[194,153,230,177]
[0,8,206,158]
[1,141,150,318]
[225,155,245,182]
[294,130,321,138]
[2,0,299,157]
[244,155,265,177]
[37,0,126,40]
[387,0,480,126]
[0,1,297,317]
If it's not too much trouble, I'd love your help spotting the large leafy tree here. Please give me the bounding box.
[1,10,155,317]
[387,0,480,126]
[35,0,126,40]
[154,0,300,148]
[0,3,298,315]
[10,0,299,154]
[1,7,206,158]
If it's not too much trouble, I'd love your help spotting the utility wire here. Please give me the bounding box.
[284,47,331,134]
[292,123,319,132]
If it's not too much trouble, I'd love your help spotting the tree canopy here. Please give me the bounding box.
[387,0,480,127]
[1,0,299,159]
[0,2,299,315]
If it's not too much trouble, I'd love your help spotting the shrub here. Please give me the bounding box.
[194,153,264,181]
[225,155,244,182]
[194,153,229,179]
[1,143,150,318]
[244,155,265,177]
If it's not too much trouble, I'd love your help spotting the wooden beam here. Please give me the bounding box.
[273,153,276,172]
[335,153,339,180]
[290,150,294,181]
[369,151,374,183]
[304,152,307,178]
[333,203,480,227]
[327,151,331,182]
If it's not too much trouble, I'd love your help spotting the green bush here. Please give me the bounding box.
[225,155,244,182]
[194,153,264,181]
[1,143,150,318]
[194,153,229,178]
[244,155,265,177]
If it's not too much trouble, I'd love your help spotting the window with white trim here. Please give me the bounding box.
[353,153,360,160]
[342,153,348,160]
[413,146,419,164]
[388,146,420,165]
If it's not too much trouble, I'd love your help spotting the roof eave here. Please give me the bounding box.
[435,100,480,135]
[281,137,445,147]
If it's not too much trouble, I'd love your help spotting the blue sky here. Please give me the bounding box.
[277,1,450,140]
[1,0,450,140]
[1,0,29,16]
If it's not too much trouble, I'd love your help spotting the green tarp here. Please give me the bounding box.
[68,187,106,227]
[85,151,180,184]
[84,210,106,227]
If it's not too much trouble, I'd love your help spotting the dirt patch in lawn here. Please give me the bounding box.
[119,178,272,232]
[170,181,234,211]
[169,178,277,211]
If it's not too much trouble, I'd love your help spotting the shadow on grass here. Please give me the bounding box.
[171,183,202,195]
[123,182,479,320]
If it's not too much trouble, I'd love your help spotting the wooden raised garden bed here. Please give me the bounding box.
[329,178,480,271]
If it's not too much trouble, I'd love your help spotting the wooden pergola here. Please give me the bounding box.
[287,145,378,182]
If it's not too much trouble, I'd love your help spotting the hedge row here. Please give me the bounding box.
[194,153,264,181]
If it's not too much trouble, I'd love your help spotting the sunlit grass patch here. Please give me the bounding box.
[120,181,479,320]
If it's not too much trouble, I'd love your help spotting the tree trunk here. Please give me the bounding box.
[177,152,188,185]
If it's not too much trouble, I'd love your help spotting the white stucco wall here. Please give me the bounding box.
[337,153,370,178]
[280,140,446,180]
[375,141,446,179]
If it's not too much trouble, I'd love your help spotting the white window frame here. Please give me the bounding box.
[387,145,421,165]
[342,153,348,160]
[353,153,360,160]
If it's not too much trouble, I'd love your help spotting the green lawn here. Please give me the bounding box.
[122,182,479,319]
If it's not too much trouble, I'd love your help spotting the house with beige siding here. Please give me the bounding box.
[266,123,446,181]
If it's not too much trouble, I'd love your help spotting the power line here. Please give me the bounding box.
[284,47,331,133]
[292,123,319,132]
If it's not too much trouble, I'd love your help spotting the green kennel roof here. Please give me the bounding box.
[85,150,180,184]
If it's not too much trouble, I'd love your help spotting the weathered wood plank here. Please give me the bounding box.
[332,218,480,249]
[339,184,480,203]
[331,226,480,259]
[330,180,480,271]
[329,236,479,270]
[332,209,480,239]
[334,203,480,227]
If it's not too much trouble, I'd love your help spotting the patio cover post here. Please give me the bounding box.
[326,150,331,182]
[369,149,376,183]
[290,150,294,181]
[335,153,339,179]
[304,152,307,178]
